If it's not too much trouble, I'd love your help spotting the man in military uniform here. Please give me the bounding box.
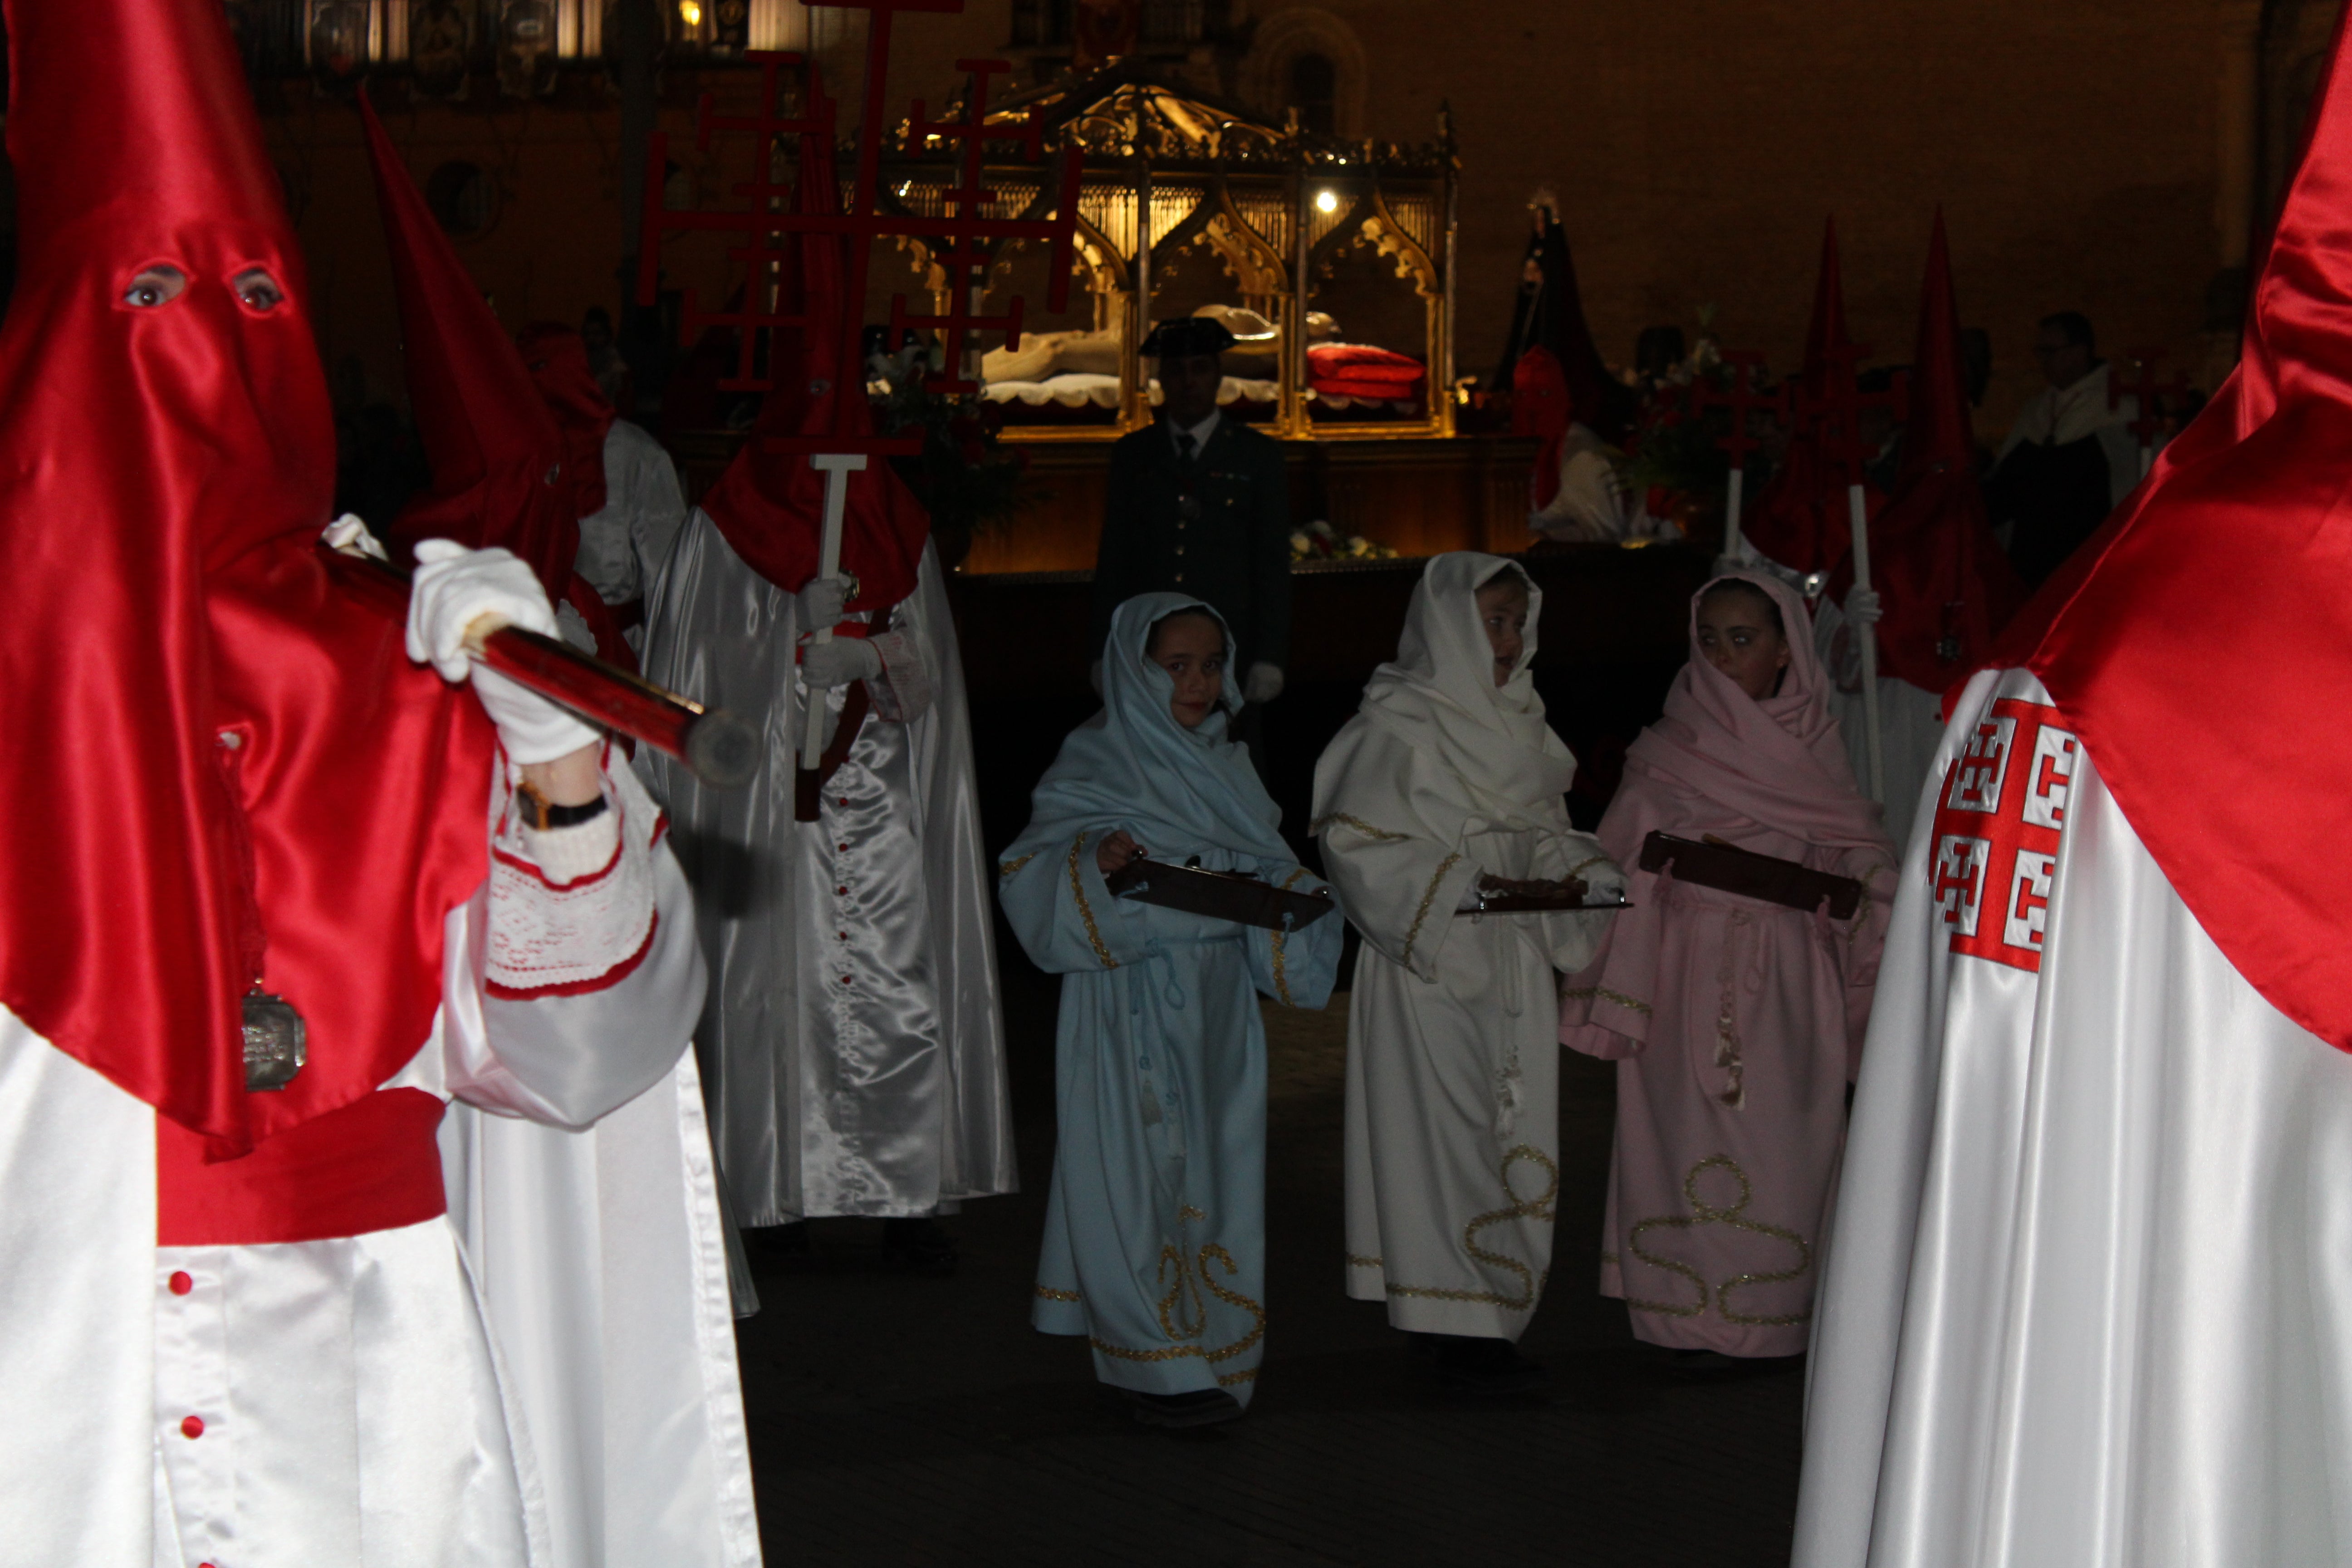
[1090,317,1292,712]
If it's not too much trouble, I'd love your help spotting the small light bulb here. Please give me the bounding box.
[1314,189,1339,214]
[679,0,702,25]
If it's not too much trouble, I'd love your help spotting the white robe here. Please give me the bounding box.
[0,766,760,1567]
[1812,591,1949,851]
[1531,422,1673,544]
[1323,797,1613,1340]
[1793,667,2352,1565]
[638,511,1014,1225]
[571,421,689,652]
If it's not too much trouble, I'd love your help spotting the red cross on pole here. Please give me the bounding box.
[632,0,1084,775]
[1793,342,1905,800]
[2108,347,2189,481]
[1686,350,1786,564]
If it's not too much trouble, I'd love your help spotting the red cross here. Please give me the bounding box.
[634,0,1083,431]
[1794,341,1906,489]
[2107,347,2190,452]
[1927,697,2077,973]
[1686,351,1786,470]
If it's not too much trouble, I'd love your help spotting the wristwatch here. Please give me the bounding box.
[517,779,610,833]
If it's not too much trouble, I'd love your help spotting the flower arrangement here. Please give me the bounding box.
[1289,519,1399,562]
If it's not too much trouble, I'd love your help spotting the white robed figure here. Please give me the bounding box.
[640,519,1014,1235]
[1796,28,2352,1563]
[999,593,1340,1426]
[1314,554,1622,1382]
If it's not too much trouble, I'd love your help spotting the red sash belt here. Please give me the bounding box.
[156,1088,448,1246]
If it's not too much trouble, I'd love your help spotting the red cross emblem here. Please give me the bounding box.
[1928,698,2077,973]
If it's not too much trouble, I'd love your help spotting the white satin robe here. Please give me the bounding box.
[638,513,1014,1226]
[570,420,689,654]
[1795,668,2352,1566]
[0,767,760,1568]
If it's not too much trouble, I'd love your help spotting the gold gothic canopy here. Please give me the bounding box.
[882,61,1462,443]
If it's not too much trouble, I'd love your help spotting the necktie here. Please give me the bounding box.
[1176,431,1198,470]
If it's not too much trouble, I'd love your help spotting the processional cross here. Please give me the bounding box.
[1794,341,1905,802]
[635,0,1083,779]
[1686,350,1786,566]
[2108,347,2189,481]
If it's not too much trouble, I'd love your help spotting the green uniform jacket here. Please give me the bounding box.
[1089,418,1292,673]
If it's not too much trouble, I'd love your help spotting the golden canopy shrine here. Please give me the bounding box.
[656,59,1541,574]
[930,64,1537,572]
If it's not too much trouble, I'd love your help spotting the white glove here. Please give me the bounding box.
[1244,662,1284,706]
[796,575,851,635]
[321,513,388,561]
[802,636,882,689]
[407,539,601,764]
[1845,586,1883,628]
[1712,552,1745,577]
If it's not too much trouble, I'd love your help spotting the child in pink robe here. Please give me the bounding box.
[1560,572,1896,1361]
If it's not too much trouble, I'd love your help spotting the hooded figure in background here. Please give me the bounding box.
[636,89,1014,1268]
[997,593,1340,1426]
[1314,553,1623,1392]
[1561,572,1894,1364]
[356,93,638,671]
[1743,220,1885,582]
[517,319,691,656]
[1796,12,2352,1562]
[0,0,754,1562]
[1813,216,2025,850]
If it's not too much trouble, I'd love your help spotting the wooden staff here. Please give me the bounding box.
[324,546,758,788]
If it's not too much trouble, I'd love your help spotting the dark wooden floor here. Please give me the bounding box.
[731,962,1805,1567]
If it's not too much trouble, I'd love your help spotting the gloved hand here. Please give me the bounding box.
[1244,662,1284,706]
[1845,586,1883,628]
[1712,553,1745,577]
[321,513,388,561]
[802,636,882,689]
[796,575,851,634]
[407,539,601,764]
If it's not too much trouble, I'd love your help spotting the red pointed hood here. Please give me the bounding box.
[1998,6,2352,1051]
[1746,219,1874,573]
[358,93,578,595]
[1868,213,2024,691]
[516,322,618,521]
[699,96,930,612]
[0,0,493,1156]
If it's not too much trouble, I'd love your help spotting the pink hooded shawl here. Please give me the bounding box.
[1564,571,1895,1062]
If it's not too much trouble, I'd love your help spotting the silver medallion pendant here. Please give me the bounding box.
[241,990,308,1092]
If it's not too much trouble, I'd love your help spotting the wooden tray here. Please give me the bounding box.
[1105,857,1339,932]
[1638,831,1863,919]
[1455,886,1631,915]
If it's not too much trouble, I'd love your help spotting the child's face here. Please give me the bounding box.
[1696,591,1791,701]
[1475,580,1530,687]
[1148,614,1227,729]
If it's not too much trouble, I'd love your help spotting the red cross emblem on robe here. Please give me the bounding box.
[1928,697,2078,973]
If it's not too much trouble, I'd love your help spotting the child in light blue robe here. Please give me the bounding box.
[999,593,1341,1427]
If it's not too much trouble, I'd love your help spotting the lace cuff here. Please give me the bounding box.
[484,751,663,998]
[867,627,933,722]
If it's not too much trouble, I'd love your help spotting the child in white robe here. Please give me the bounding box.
[1314,553,1623,1392]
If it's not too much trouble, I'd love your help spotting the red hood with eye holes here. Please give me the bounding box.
[0,0,493,1161]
